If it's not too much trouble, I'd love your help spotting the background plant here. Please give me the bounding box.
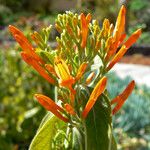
[0,48,54,149]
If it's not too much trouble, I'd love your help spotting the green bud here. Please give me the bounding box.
[74,55,79,65]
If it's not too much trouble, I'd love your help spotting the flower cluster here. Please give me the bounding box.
[9,5,141,124]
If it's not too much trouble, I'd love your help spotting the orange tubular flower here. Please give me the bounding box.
[124,29,142,49]
[82,76,107,118]
[45,64,57,76]
[80,13,91,48]
[35,94,69,122]
[107,29,142,71]
[102,19,110,38]
[76,62,88,81]
[9,25,30,44]
[117,33,126,47]
[54,57,75,87]
[64,103,76,115]
[21,52,55,84]
[113,5,126,43]
[106,6,126,59]
[9,25,44,64]
[107,45,127,71]
[111,80,135,115]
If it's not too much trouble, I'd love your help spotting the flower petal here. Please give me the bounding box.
[76,62,88,81]
[35,94,69,122]
[82,76,107,118]
[107,45,127,70]
[113,5,126,42]
[45,64,57,76]
[54,57,75,86]
[9,25,30,44]
[80,13,91,48]
[107,29,141,70]
[111,80,135,115]
[21,52,55,84]
[124,29,142,49]
[64,103,76,115]
[9,25,44,64]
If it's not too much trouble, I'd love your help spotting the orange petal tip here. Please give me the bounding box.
[111,80,135,115]
[82,76,107,118]
[34,94,40,98]
[121,5,126,13]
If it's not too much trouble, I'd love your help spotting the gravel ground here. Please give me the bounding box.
[112,63,150,87]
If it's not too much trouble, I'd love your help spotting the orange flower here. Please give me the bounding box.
[80,13,91,48]
[111,80,135,115]
[35,94,69,122]
[54,57,76,103]
[45,64,57,76]
[117,33,126,47]
[21,52,55,84]
[9,25,44,64]
[113,5,126,43]
[64,103,76,115]
[124,29,142,49]
[106,6,126,59]
[107,29,142,71]
[82,76,107,118]
[9,25,31,44]
[107,45,127,70]
[76,62,88,81]
[101,19,110,38]
[54,57,75,87]
[105,37,113,52]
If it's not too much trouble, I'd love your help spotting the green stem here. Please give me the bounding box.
[84,120,88,150]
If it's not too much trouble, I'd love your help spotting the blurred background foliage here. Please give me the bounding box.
[0,0,150,149]
[0,47,54,149]
[0,0,150,44]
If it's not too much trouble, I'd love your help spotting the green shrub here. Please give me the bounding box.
[0,48,54,149]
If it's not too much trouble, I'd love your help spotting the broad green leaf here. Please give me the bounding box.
[37,112,53,130]
[85,94,117,150]
[29,114,60,150]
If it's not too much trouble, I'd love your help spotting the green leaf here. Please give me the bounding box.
[37,112,53,130]
[29,114,60,150]
[85,94,117,150]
